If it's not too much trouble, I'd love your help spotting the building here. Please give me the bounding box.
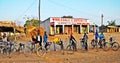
[107,25,120,33]
[0,21,15,32]
[41,17,90,35]
[89,25,99,33]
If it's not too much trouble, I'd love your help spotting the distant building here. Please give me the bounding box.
[107,25,120,33]
[0,21,15,27]
[0,21,22,35]
[118,25,120,32]
[41,17,90,35]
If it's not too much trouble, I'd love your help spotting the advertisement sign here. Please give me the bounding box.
[51,17,90,25]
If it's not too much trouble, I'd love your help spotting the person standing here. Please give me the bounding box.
[43,31,48,50]
[36,32,42,48]
[83,32,88,51]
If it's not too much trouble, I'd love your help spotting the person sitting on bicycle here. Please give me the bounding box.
[69,34,77,51]
[2,33,10,46]
[83,32,88,51]
[31,36,37,44]
[99,32,105,48]
[109,36,113,43]
[43,31,48,50]
[95,30,99,41]
[2,33,8,42]
[36,32,42,49]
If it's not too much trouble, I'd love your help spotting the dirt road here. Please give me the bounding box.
[0,33,120,63]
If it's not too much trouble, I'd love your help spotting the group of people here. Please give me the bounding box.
[32,31,64,51]
[95,30,105,48]
[69,32,88,51]
[31,31,48,50]
[68,31,106,51]
[31,30,108,52]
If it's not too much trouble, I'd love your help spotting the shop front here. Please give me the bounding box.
[49,17,90,35]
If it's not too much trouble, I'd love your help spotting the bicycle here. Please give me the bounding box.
[36,42,52,57]
[12,42,29,57]
[80,38,88,51]
[102,38,119,51]
[0,42,11,58]
[66,38,77,54]
[25,42,36,55]
[90,39,98,49]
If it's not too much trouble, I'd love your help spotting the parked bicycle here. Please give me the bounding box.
[0,42,12,58]
[36,42,52,57]
[80,38,88,51]
[66,37,77,54]
[26,42,36,55]
[90,39,98,49]
[102,37,119,51]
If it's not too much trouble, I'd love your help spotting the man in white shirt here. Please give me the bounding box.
[36,33,42,47]
[2,33,8,42]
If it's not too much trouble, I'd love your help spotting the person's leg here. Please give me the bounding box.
[60,41,64,50]
[60,41,64,55]
[72,41,77,51]
[39,41,42,49]
[99,40,102,48]
[45,42,48,50]
[53,42,57,51]
[85,42,88,51]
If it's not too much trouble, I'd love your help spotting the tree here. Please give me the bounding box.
[62,16,73,18]
[107,20,116,26]
[24,19,40,27]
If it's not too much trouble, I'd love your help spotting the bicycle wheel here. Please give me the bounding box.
[91,40,96,49]
[36,46,46,57]
[102,42,110,51]
[4,46,11,58]
[66,45,74,54]
[112,42,119,51]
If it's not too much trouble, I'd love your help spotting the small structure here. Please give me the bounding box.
[107,26,118,33]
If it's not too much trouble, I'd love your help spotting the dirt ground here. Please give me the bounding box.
[0,33,120,63]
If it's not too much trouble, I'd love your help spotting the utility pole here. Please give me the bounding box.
[38,0,40,33]
[13,21,16,41]
[101,14,104,26]
[101,14,104,32]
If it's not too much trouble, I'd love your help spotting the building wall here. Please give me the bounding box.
[40,18,50,34]
[118,28,120,32]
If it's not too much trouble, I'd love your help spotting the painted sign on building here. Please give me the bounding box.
[51,17,90,25]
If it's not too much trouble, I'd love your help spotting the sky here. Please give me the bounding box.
[0,0,120,26]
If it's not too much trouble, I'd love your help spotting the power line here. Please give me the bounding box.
[47,0,100,18]
[47,0,120,21]
[16,0,36,21]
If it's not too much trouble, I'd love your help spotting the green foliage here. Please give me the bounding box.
[24,19,40,27]
[107,20,116,26]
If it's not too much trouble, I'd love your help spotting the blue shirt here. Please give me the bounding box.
[44,34,48,43]
[95,32,99,40]
[99,34,104,40]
